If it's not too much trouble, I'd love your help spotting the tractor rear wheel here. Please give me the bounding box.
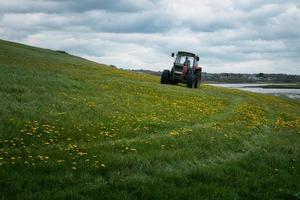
[194,78,200,88]
[193,71,201,88]
[187,74,194,88]
[161,70,170,84]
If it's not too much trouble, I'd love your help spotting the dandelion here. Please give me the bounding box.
[77,152,86,156]
[169,131,179,136]
[37,155,44,160]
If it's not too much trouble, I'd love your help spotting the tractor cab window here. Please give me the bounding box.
[176,55,195,67]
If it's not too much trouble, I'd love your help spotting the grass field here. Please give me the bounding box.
[0,39,299,200]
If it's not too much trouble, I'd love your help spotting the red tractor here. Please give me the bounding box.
[161,51,202,88]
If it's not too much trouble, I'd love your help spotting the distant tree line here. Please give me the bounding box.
[130,69,300,83]
[202,73,300,83]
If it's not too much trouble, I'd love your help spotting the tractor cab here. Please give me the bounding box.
[172,52,199,80]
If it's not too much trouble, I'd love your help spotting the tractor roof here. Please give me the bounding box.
[177,51,197,57]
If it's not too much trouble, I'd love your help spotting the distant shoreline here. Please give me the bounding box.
[244,84,300,89]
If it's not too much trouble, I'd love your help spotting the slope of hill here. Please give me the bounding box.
[0,39,299,200]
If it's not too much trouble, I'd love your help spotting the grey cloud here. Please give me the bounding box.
[0,0,65,13]
[63,0,156,13]
[0,0,299,74]
[0,0,156,13]
[234,0,300,11]
[79,10,171,33]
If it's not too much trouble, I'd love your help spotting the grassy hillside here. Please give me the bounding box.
[0,39,299,200]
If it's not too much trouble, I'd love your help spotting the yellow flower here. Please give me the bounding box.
[77,152,86,156]
[37,155,44,160]
[169,131,179,136]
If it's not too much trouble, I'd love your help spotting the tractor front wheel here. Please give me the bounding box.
[161,70,171,84]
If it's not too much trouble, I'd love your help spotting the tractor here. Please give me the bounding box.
[160,51,202,88]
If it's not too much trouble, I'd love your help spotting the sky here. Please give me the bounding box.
[0,0,299,74]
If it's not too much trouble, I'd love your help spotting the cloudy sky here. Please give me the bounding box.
[0,0,299,74]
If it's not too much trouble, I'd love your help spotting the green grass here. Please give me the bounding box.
[0,39,299,200]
